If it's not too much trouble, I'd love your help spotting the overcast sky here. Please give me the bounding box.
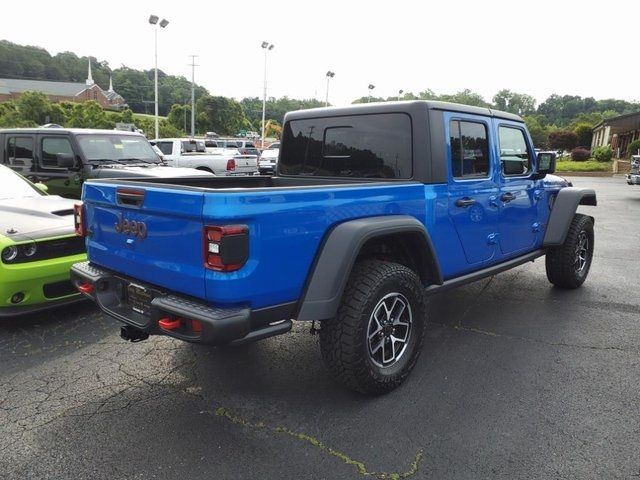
[4,0,639,107]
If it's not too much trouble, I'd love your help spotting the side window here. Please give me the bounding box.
[181,141,197,153]
[42,137,74,168]
[6,136,34,169]
[156,142,173,155]
[499,126,532,176]
[449,120,490,179]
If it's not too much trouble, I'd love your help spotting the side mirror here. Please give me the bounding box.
[534,152,556,179]
[56,153,75,168]
[34,182,48,193]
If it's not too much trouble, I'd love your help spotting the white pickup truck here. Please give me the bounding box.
[151,138,258,176]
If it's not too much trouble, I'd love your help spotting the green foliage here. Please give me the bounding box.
[573,123,593,147]
[538,94,639,126]
[240,96,325,125]
[571,147,591,161]
[592,145,613,162]
[524,116,550,148]
[556,160,611,172]
[549,130,578,151]
[493,89,536,115]
[627,140,640,157]
[197,96,248,136]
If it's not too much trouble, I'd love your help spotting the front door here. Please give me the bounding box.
[35,135,82,198]
[495,123,539,255]
[447,116,500,265]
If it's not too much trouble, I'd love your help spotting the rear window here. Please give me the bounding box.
[279,113,412,178]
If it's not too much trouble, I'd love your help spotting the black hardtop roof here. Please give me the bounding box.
[0,127,145,136]
[284,100,523,123]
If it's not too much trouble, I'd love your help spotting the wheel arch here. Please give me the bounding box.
[295,215,442,321]
[543,187,597,246]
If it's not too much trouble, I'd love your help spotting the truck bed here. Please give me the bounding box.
[87,174,416,191]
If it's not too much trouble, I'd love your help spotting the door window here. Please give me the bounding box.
[6,136,34,168]
[449,120,490,179]
[155,142,173,155]
[42,137,74,168]
[499,126,531,176]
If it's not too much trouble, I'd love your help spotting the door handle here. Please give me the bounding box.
[500,192,517,202]
[455,197,476,208]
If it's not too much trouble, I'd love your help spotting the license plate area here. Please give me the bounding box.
[126,283,154,317]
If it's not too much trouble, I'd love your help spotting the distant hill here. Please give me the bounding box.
[0,40,209,115]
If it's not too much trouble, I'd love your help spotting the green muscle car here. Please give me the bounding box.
[0,165,86,316]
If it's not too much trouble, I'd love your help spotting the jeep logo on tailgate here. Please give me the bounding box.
[115,213,147,239]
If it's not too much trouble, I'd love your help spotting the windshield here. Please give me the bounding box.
[0,166,43,199]
[77,134,160,163]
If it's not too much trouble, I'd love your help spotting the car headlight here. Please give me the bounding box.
[22,242,37,257]
[2,246,18,263]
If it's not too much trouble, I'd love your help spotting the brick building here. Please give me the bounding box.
[0,59,127,109]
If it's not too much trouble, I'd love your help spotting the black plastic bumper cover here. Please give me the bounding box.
[70,261,289,345]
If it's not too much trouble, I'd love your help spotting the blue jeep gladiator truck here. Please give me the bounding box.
[71,101,596,394]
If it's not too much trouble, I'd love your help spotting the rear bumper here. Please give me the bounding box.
[70,261,292,345]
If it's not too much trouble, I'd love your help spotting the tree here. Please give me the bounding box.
[548,130,578,151]
[196,95,248,136]
[573,123,593,147]
[524,116,549,149]
[17,91,52,125]
[493,89,536,115]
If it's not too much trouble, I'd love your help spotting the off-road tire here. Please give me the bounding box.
[545,213,594,289]
[319,260,427,395]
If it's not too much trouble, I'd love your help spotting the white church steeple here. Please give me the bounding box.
[86,58,94,86]
[108,75,114,92]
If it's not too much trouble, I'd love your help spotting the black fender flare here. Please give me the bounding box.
[543,187,597,246]
[296,215,442,321]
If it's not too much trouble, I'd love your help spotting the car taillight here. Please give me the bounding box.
[74,203,87,237]
[204,225,248,272]
[226,159,236,171]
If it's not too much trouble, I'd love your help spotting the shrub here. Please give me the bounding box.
[592,145,613,162]
[549,130,578,151]
[627,140,640,157]
[571,147,591,161]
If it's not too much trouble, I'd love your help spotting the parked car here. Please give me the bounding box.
[627,155,640,185]
[0,128,212,198]
[259,141,280,175]
[209,138,261,157]
[72,100,596,395]
[0,165,87,316]
[152,138,258,176]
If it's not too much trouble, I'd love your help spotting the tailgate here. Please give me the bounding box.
[233,155,257,174]
[83,182,205,298]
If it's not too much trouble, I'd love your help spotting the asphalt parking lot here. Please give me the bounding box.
[1,175,639,480]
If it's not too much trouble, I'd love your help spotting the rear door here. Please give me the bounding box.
[84,182,206,298]
[495,122,539,255]
[446,114,500,265]
[4,134,35,175]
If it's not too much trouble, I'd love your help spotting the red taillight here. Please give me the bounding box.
[74,203,86,237]
[226,159,236,171]
[204,225,248,272]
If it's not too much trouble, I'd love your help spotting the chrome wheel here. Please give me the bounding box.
[574,231,589,273]
[367,292,412,368]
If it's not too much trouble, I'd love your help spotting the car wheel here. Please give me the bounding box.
[545,213,594,289]
[319,260,427,395]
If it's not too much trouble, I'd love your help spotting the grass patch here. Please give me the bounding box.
[556,159,611,172]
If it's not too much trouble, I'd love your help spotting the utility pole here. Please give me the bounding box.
[188,55,199,137]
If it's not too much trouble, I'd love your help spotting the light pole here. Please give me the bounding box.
[261,41,274,146]
[149,14,169,139]
[397,89,404,101]
[325,71,335,107]
[368,84,375,103]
